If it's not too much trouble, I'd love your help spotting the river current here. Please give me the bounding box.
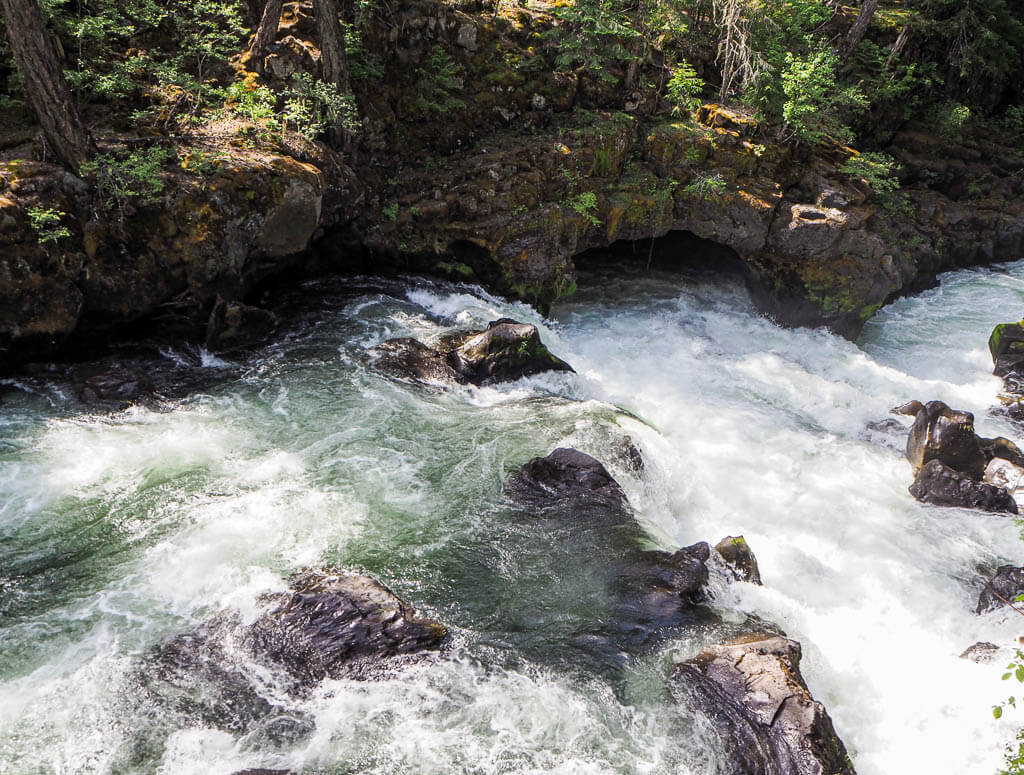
[3,259,1024,774]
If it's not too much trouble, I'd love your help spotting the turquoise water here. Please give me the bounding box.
[3,261,1024,773]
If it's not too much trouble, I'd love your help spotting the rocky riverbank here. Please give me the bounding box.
[2,0,1023,371]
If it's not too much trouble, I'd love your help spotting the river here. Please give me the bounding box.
[3,258,1024,774]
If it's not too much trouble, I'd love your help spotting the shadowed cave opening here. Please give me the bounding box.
[573,231,746,279]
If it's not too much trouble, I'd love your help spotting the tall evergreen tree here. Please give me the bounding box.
[0,0,94,170]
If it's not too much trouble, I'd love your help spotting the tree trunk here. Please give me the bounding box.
[314,0,350,92]
[0,0,94,170]
[249,0,284,71]
[837,0,880,61]
[243,0,265,27]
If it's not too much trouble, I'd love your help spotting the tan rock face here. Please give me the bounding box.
[674,633,856,775]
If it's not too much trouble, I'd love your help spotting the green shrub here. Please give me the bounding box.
[666,60,704,116]
[27,207,71,245]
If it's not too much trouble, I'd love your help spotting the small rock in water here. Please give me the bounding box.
[977,566,1024,614]
[370,318,573,387]
[959,642,1001,662]
[891,400,924,416]
[672,633,856,775]
[615,435,645,474]
[989,320,1024,378]
[72,359,154,406]
[906,400,987,479]
[504,447,626,506]
[715,535,762,585]
[446,319,574,385]
[909,459,1018,514]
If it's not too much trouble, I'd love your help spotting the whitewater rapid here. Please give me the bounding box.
[3,260,1024,774]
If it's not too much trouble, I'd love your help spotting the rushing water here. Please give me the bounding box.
[4,259,1024,774]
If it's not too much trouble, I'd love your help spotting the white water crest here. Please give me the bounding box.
[3,261,1024,774]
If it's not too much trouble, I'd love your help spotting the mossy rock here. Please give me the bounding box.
[989,320,1024,377]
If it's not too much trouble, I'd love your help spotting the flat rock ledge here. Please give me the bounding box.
[672,633,856,775]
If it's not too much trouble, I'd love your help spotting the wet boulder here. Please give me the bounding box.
[891,400,924,417]
[368,337,461,383]
[245,572,448,684]
[909,459,1018,514]
[977,565,1024,614]
[370,319,573,387]
[504,447,626,506]
[446,319,574,385]
[989,320,1024,378]
[979,436,1024,469]
[906,401,987,479]
[715,535,763,585]
[672,633,856,775]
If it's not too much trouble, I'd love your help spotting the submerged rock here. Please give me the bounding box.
[72,360,154,406]
[906,401,987,479]
[672,633,856,775]
[909,459,1018,514]
[504,447,626,506]
[446,319,574,385]
[370,319,573,387]
[977,566,1024,615]
[715,535,763,585]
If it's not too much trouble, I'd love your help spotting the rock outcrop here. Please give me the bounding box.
[505,447,625,506]
[672,633,856,775]
[989,320,1024,378]
[370,319,573,386]
[977,565,1024,614]
[154,570,447,727]
[909,459,1018,514]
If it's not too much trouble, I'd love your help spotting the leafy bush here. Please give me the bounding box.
[27,207,71,245]
[683,172,726,200]
[666,60,704,116]
[546,0,637,83]
[415,46,467,115]
[781,47,867,144]
[80,146,174,212]
[569,191,600,226]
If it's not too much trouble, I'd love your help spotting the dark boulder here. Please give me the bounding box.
[979,436,1024,468]
[205,297,277,352]
[672,633,856,775]
[149,571,447,735]
[909,459,1018,514]
[716,535,763,585]
[368,337,461,383]
[959,642,1001,662]
[906,401,987,479]
[72,359,154,406]
[504,447,626,506]
[977,565,1024,614]
[245,572,448,685]
[989,320,1024,378]
[891,400,924,417]
[446,319,574,385]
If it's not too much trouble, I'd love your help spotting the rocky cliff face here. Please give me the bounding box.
[2,0,1023,368]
